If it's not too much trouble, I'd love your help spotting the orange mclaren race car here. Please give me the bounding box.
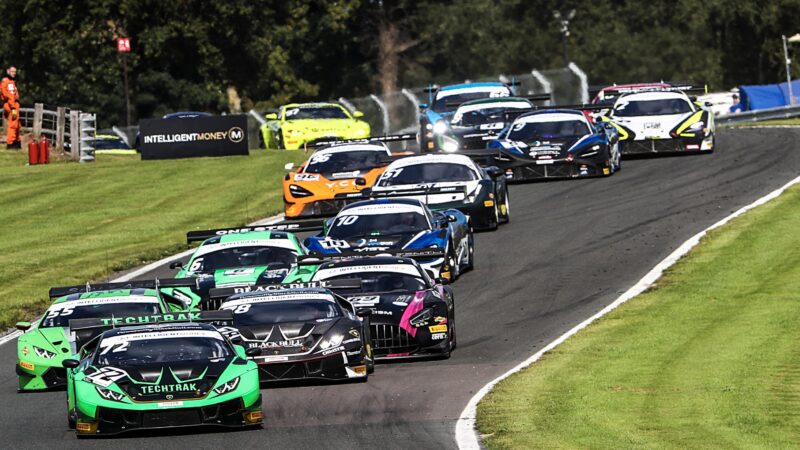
[283,142,409,218]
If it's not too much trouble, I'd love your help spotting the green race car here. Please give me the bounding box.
[260,103,370,150]
[16,279,198,391]
[64,311,262,436]
[171,225,320,309]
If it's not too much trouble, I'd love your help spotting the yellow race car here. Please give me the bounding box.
[261,103,371,150]
[282,142,401,218]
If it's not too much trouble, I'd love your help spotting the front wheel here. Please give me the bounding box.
[499,190,510,224]
[447,244,460,282]
[68,408,76,429]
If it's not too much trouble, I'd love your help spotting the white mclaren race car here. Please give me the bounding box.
[603,90,715,155]
[370,154,510,230]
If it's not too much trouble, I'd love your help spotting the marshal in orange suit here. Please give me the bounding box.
[1,66,20,148]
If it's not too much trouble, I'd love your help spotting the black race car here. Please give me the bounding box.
[483,109,621,181]
[293,254,456,360]
[209,283,374,382]
[369,153,510,230]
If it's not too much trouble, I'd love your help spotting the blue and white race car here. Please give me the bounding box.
[419,82,513,152]
[483,109,621,181]
[304,198,473,282]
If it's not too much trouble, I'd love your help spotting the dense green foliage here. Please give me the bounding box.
[0,0,797,126]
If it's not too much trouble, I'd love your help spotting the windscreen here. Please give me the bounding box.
[452,104,529,126]
[323,272,427,295]
[377,163,477,186]
[96,332,231,365]
[189,246,297,273]
[432,88,511,112]
[285,106,349,120]
[305,151,386,174]
[225,300,339,325]
[41,302,161,328]
[613,99,693,117]
[92,138,131,150]
[507,119,590,141]
[328,212,428,239]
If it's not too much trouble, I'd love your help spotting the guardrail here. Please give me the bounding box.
[717,104,800,126]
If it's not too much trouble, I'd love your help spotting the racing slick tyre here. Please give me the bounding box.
[499,191,510,224]
[449,317,457,351]
[447,243,460,282]
[276,130,285,150]
[68,408,76,429]
[464,230,475,272]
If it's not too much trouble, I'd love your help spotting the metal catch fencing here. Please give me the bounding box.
[716,104,800,126]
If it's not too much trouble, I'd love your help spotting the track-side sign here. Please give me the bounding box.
[139,115,249,160]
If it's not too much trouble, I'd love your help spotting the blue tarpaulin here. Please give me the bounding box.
[739,80,800,110]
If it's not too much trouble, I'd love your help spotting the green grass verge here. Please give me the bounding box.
[0,149,305,330]
[477,184,800,449]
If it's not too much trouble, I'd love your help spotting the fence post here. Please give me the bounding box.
[56,107,66,151]
[32,103,44,140]
[69,110,81,160]
[369,94,390,135]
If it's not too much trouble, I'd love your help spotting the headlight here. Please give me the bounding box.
[441,136,459,153]
[288,129,301,136]
[96,387,126,402]
[355,128,367,136]
[432,121,447,135]
[34,346,56,359]
[409,308,434,327]
[579,145,601,158]
[687,121,705,131]
[320,334,343,350]
[213,377,240,395]
[289,184,314,197]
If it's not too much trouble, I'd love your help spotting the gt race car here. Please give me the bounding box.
[370,154,510,230]
[287,255,456,360]
[63,311,262,436]
[15,279,201,391]
[304,198,473,281]
[171,224,320,309]
[420,82,513,152]
[210,283,373,382]
[260,103,370,150]
[602,87,715,155]
[483,109,621,181]
[435,97,534,152]
[282,142,400,218]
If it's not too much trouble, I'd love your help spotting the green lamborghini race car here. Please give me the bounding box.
[260,103,370,150]
[64,311,262,436]
[171,225,323,309]
[15,279,203,391]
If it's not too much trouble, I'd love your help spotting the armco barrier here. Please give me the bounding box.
[717,104,800,126]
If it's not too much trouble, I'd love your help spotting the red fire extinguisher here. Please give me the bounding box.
[28,139,39,165]
[38,137,50,164]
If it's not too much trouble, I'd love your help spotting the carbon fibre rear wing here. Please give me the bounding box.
[333,185,467,201]
[186,221,325,243]
[297,248,446,265]
[308,133,416,149]
[49,278,203,299]
[208,278,363,302]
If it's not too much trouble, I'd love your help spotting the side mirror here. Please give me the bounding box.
[244,347,262,357]
[15,321,31,331]
[704,101,713,107]
[419,103,429,110]
[353,111,364,118]
[435,277,450,285]
[355,177,367,186]
[265,113,278,120]
[62,359,80,369]
[356,309,372,318]
[446,214,458,222]
[284,162,295,171]
[169,261,183,270]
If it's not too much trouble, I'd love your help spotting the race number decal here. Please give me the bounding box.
[320,238,350,249]
[189,258,204,273]
[346,296,381,307]
[85,367,129,387]
[310,153,331,164]
[382,168,404,179]
[335,215,358,226]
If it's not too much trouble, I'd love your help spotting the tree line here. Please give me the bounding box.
[0,0,796,127]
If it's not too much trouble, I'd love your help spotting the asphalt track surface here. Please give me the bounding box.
[1,128,799,449]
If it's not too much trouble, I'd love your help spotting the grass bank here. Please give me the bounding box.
[477,184,800,448]
[0,150,305,330]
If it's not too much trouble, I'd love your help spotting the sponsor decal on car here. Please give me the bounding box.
[431,332,447,340]
[429,324,448,333]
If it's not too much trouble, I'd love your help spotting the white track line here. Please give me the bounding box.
[0,213,285,347]
[455,174,800,449]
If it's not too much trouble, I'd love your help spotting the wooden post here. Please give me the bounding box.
[32,103,43,140]
[69,110,81,160]
[56,107,66,152]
